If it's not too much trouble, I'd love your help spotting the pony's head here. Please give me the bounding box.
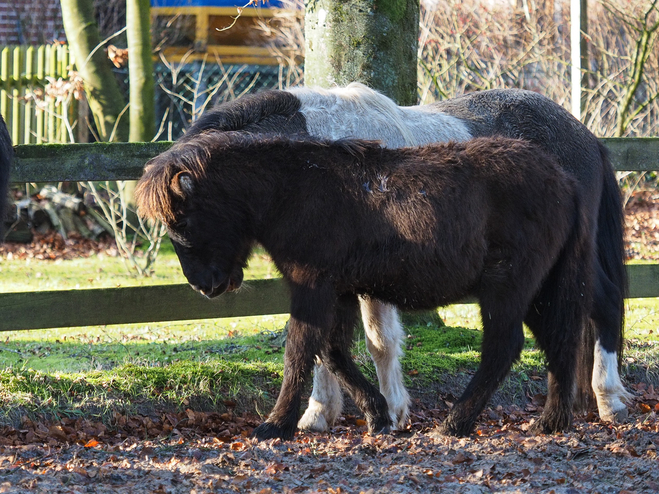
[135,133,253,298]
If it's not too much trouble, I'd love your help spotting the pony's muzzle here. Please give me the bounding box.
[191,265,244,298]
[195,279,229,299]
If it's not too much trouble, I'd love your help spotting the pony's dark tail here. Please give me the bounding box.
[0,115,12,241]
[574,142,627,411]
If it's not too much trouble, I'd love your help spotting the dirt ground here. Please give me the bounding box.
[1,192,659,493]
[1,393,658,494]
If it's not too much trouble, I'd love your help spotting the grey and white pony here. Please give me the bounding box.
[182,83,630,431]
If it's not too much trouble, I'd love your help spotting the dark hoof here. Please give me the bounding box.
[252,422,295,441]
[434,418,474,437]
[529,411,572,435]
[370,424,391,436]
[367,415,393,436]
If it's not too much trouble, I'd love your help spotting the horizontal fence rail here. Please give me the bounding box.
[11,138,659,183]
[2,137,659,332]
[0,279,290,332]
[0,264,656,332]
[12,142,171,183]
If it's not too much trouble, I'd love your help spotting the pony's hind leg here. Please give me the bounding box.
[524,306,572,433]
[525,300,580,433]
[360,297,410,429]
[297,362,344,432]
[526,320,580,433]
[439,308,526,437]
[591,264,632,421]
[524,263,589,433]
[322,294,392,434]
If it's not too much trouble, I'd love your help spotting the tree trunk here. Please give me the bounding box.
[303,0,438,329]
[304,0,420,105]
[126,0,155,142]
[61,0,129,142]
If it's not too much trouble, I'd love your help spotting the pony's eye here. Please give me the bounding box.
[173,219,189,231]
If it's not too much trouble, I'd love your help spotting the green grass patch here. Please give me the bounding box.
[1,247,658,423]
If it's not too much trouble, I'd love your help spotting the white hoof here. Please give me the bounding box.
[387,388,411,430]
[599,405,629,423]
[298,403,331,432]
[298,363,344,432]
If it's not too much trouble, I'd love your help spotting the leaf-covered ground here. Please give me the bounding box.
[1,190,659,492]
[1,387,658,494]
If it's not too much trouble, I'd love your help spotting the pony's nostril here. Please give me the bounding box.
[193,285,207,295]
[190,283,212,297]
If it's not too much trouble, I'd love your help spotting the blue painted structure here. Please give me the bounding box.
[151,0,284,7]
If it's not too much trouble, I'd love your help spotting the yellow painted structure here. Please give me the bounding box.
[151,6,287,65]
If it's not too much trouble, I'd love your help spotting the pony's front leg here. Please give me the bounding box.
[322,294,393,435]
[253,283,334,441]
[360,297,410,429]
[298,297,409,432]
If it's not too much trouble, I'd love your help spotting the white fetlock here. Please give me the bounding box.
[592,340,633,422]
[360,297,410,430]
[387,386,411,430]
[298,361,343,431]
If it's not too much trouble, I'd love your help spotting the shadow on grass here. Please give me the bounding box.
[1,324,656,428]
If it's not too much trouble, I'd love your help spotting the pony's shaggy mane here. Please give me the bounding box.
[136,135,216,224]
[179,90,304,141]
[135,157,179,225]
[289,83,418,146]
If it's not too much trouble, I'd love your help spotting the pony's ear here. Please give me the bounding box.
[171,171,194,198]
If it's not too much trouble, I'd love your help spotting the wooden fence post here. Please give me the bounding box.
[59,44,69,143]
[12,46,22,145]
[47,44,57,143]
[24,46,35,144]
[36,45,46,144]
[1,47,9,131]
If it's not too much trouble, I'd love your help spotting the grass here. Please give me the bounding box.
[0,241,657,424]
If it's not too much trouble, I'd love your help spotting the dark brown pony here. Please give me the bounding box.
[136,133,593,440]
[183,85,629,428]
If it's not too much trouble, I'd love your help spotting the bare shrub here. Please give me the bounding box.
[585,0,659,137]
[418,0,571,106]
[254,0,305,89]
[418,0,659,202]
[418,0,659,139]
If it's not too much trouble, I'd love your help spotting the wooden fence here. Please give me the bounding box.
[0,44,291,148]
[0,45,75,146]
[1,137,659,332]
